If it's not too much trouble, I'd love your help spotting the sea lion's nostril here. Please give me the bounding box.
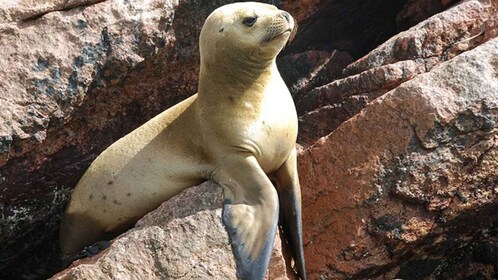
[281,12,290,23]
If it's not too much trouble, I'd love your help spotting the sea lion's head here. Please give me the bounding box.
[199,2,297,68]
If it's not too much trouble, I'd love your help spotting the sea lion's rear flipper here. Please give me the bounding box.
[274,147,306,280]
[61,240,111,268]
[216,156,279,280]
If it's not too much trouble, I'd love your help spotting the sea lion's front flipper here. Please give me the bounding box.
[215,156,279,280]
[274,147,306,280]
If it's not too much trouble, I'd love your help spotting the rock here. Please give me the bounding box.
[277,50,353,97]
[0,0,104,23]
[50,182,294,280]
[298,37,498,279]
[396,0,459,31]
[281,0,461,60]
[296,0,498,146]
[0,0,212,278]
[0,0,178,165]
[284,0,408,59]
[297,60,426,145]
[280,0,323,24]
[345,0,498,76]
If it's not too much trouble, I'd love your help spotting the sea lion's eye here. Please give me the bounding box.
[242,16,258,27]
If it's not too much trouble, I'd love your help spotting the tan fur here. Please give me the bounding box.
[60,2,299,270]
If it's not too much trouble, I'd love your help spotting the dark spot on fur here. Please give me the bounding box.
[108,181,113,185]
[89,194,93,200]
[113,200,122,205]
[103,209,107,213]
[127,193,131,196]
[219,27,224,32]
[102,195,107,200]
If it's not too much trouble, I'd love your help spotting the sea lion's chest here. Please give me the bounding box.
[239,80,298,172]
[199,73,297,173]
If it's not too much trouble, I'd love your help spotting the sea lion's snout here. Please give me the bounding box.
[260,9,297,44]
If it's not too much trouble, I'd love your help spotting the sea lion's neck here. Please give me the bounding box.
[198,54,275,98]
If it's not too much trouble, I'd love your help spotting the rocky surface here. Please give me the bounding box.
[0,0,210,277]
[0,0,497,279]
[0,0,105,23]
[296,0,498,146]
[50,182,293,280]
[299,36,498,279]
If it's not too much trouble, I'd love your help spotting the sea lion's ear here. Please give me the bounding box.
[214,156,279,280]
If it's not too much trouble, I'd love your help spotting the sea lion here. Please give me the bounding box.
[60,2,305,279]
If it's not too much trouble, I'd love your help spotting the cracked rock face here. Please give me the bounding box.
[298,37,498,279]
[0,0,207,278]
[296,0,498,146]
[1,0,498,279]
[0,0,181,166]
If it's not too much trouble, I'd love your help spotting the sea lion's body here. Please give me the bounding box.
[60,95,202,252]
[61,2,305,279]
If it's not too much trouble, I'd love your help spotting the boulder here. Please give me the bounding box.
[299,37,498,279]
[50,182,294,280]
[0,0,211,277]
[297,0,498,146]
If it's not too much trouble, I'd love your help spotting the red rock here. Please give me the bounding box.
[297,0,498,146]
[297,60,425,145]
[298,37,498,279]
